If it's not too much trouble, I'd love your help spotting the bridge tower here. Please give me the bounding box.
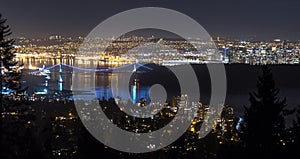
[133,63,137,72]
[58,62,63,92]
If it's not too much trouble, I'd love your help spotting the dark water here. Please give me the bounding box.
[224,64,300,115]
[23,63,300,117]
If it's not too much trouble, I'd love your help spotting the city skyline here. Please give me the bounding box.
[1,0,300,41]
[1,3,300,158]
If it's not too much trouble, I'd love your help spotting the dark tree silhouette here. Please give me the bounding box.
[0,13,24,134]
[0,13,38,159]
[240,65,290,158]
[0,13,23,100]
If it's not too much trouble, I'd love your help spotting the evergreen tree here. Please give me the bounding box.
[0,13,37,159]
[0,13,24,124]
[240,65,289,158]
[0,13,23,97]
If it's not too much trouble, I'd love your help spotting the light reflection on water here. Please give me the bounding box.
[19,57,300,116]
[20,57,151,102]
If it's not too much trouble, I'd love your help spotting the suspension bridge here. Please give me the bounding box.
[29,62,154,75]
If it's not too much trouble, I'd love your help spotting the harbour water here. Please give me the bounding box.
[20,57,300,117]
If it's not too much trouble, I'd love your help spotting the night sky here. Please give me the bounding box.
[0,0,300,41]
